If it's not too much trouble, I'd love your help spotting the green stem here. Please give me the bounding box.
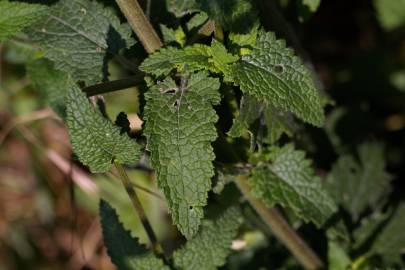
[115,0,162,53]
[114,162,163,256]
[82,76,143,96]
[235,175,324,270]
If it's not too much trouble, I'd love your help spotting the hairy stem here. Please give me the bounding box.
[115,0,162,53]
[114,162,163,256]
[83,76,143,96]
[235,175,324,270]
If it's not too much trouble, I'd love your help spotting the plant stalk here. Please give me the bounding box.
[115,0,162,53]
[83,76,143,97]
[235,176,324,270]
[114,162,163,256]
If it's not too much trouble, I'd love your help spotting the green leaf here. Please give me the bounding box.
[0,1,48,41]
[352,211,390,250]
[328,241,351,270]
[100,200,169,270]
[25,0,134,84]
[302,0,321,12]
[196,0,257,33]
[374,0,405,31]
[370,204,405,264]
[160,24,185,46]
[229,22,259,49]
[186,12,209,31]
[230,31,325,126]
[143,72,220,239]
[326,142,392,221]
[249,144,337,227]
[228,94,293,145]
[66,85,141,173]
[139,41,238,77]
[27,58,74,118]
[166,0,198,17]
[173,207,242,270]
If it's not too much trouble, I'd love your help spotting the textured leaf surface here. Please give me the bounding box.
[370,204,405,264]
[160,24,185,46]
[196,0,257,33]
[250,144,337,227]
[0,1,47,41]
[144,72,220,238]
[66,85,140,173]
[27,58,73,118]
[166,0,197,17]
[230,31,324,126]
[173,207,242,270]
[25,0,134,84]
[100,200,169,270]
[140,41,237,77]
[326,142,392,221]
[374,0,405,31]
[228,94,293,144]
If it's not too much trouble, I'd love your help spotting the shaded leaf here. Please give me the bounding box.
[100,200,169,270]
[328,241,351,270]
[374,0,405,31]
[326,142,392,221]
[228,94,293,145]
[173,207,242,270]
[196,0,257,33]
[250,144,337,227]
[165,0,198,17]
[370,204,405,264]
[302,0,321,12]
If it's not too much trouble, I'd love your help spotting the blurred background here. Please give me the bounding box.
[0,0,404,269]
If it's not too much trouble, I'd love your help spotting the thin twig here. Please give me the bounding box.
[115,0,162,53]
[106,171,164,200]
[114,162,164,256]
[235,175,324,270]
[82,76,143,97]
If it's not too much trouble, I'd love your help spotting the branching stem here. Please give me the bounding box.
[114,162,163,256]
[115,0,162,53]
[235,175,324,270]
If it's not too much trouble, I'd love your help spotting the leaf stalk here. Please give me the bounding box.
[114,162,163,256]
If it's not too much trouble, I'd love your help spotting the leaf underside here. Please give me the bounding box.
[66,85,140,173]
[143,71,220,239]
[326,142,392,221]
